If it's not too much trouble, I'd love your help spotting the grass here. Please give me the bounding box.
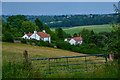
[2,42,86,60]
[51,24,113,35]
[2,42,118,78]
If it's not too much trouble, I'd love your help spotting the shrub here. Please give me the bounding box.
[20,38,27,43]
[2,31,14,42]
[39,40,53,47]
[55,40,72,50]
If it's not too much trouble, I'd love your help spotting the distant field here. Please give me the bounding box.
[51,24,113,35]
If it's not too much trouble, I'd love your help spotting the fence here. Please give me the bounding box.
[30,53,107,74]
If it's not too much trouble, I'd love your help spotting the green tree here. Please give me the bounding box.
[73,33,78,37]
[35,18,43,31]
[43,25,51,34]
[80,29,91,43]
[7,15,27,28]
[21,21,39,33]
[50,31,57,41]
[55,27,64,40]
[2,31,14,42]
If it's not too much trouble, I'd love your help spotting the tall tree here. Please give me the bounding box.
[7,15,27,28]
[55,27,64,40]
[43,25,51,34]
[21,21,39,33]
[35,18,43,31]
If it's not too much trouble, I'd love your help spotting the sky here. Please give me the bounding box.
[2,2,118,15]
[1,0,120,2]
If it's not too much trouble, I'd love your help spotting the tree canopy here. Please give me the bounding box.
[35,18,43,31]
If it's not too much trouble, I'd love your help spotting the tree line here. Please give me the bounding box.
[2,13,118,28]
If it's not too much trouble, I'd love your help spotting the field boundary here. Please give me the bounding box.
[30,53,107,74]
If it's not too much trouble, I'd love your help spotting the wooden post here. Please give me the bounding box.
[109,51,114,62]
[23,50,28,62]
[23,50,30,69]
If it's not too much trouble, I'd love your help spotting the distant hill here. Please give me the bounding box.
[2,13,118,28]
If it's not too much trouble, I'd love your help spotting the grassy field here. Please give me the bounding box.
[51,24,113,35]
[2,42,118,78]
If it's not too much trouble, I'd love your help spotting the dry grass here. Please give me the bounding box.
[2,42,107,64]
[2,42,85,58]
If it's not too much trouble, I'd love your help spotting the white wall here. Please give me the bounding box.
[43,37,51,43]
[64,39,68,42]
[30,33,40,40]
[78,41,83,44]
[69,39,76,45]
[43,37,49,41]
[22,34,30,39]
[49,37,51,43]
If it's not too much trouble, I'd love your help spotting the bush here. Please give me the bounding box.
[2,31,14,42]
[55,40,72,50]
[14,37,21,40]
[39,40,53,47]
[20,38,27,43]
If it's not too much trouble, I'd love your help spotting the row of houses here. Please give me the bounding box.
[21,30,83,45]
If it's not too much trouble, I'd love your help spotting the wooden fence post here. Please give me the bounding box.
[23,50,30,69]
[23,50,28,62]
[109,51,114,62]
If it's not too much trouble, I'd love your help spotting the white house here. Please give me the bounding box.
[64,34,83,45]
[22,29,51,43]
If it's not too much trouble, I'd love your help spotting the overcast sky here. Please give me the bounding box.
[1,0,120,2]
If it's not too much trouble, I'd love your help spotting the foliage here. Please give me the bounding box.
[21,21,39,33]
[55,40,73,50]
[2,31,14,42]
[55,27,64,40]
[3,14,118,28]
[43,24,51,34]
[7,15,27,28]
[35,18,43,31]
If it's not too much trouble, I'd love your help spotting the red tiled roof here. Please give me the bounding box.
[68,38,71,40]
[37,32,50,38]
[67,34,82,41]
[27,33,33,37]
[72,37,82,41]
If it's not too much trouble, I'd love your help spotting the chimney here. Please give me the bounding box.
[43,30,45,33]
[24,32,26,35]
[34,30,37,34]
[80,34,82,41]
[77,34,79,37]
[72,35,74,38]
